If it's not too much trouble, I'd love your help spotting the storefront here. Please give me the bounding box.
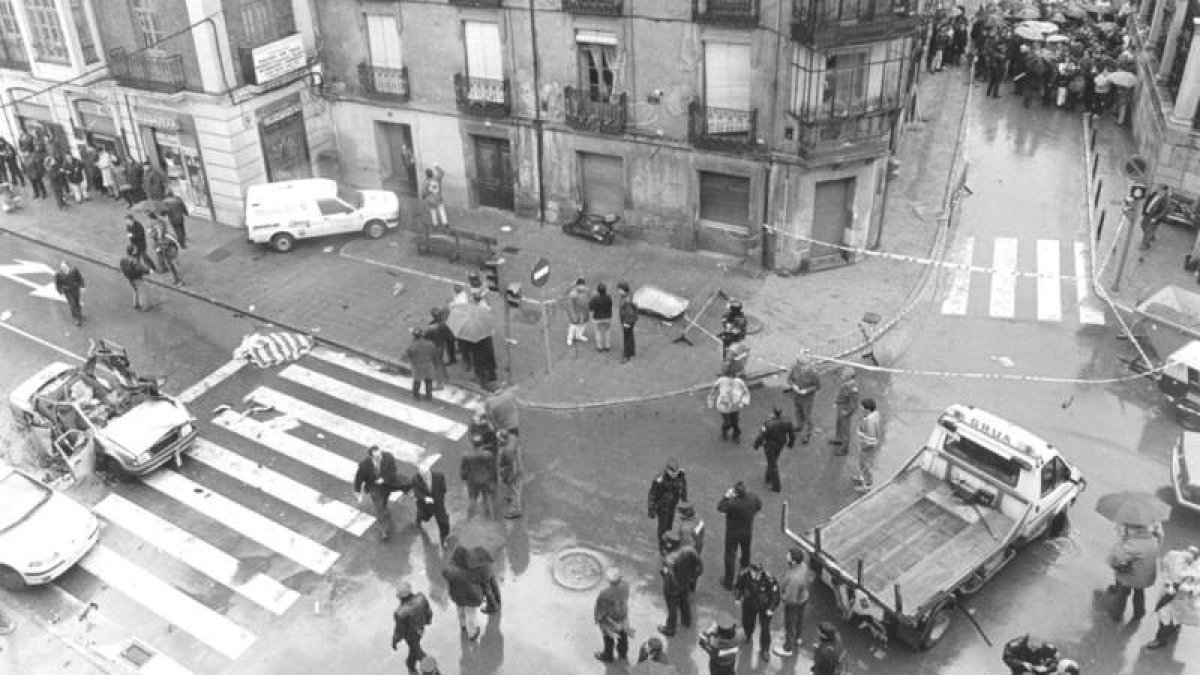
[258,93,311,182]
[73,98,123,158]
[135,107,212,219]
[9,89,67,150]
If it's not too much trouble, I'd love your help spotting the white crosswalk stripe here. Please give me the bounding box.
[938,237,1107,325]
[213,410,359,483]
[309,347,485,409]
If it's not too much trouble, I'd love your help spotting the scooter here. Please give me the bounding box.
[562,209,619,246]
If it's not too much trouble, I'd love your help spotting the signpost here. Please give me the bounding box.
[530,258,553,375]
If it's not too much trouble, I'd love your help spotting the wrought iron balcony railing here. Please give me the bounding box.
[791,0,922,48]
[108,47,186,93]
[693,0,759,26]
[359,63,410,102]
[454,74,511,118]
[688,100,758,152]
[564,87,627,134]
[794,108,895,158]
[562,0,623,15]
[449,0,502,7]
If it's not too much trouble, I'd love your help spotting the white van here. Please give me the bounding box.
[244,179,401,252]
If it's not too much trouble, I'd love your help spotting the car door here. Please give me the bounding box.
[316,198,360,236]
[1033,456,1075,528]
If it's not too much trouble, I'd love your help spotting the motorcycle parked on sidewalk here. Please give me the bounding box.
[562,208,619,246]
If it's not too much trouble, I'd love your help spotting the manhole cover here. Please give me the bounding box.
[552,547,608,591]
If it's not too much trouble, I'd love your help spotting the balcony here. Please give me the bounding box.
[688,100,758,152]
[454,74,510,118]
[693,0,759,26]
[562,0,623,15]
[564,87,627,134]
[791,0,923,48]
[795,109,894,159]
[449,0,502,7]
[108,48,186,94]
[359,63,410,102]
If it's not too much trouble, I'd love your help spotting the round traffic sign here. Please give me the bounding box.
[530,257,551,288]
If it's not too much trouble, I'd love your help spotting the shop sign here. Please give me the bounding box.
[75,100,110,117]
[248,33,306,85]
[135,109,181,132]
[257,93,304,128]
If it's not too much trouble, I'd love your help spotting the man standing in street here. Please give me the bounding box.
[53,261,84,326]
[1106,523,1162,621]
[830,367,859,454]
[648,458,688,553]
[718,481,762,589]
[148,214,182,286]
[411,458,450,546]
[593,567,630,662]
[422,164,447,228]
[391,581,433,674]
[854,398,883,492]
[565,277,591,346]
[497,429,524,519]
[774,547,813,658]
[142,161,166,202]
[734,562,780,663]
[707,372,750,443]
[617,281,637,362]
[787,355,820,443]
[658,531,702,637]
[126,215,156,273]
[354,445,405,542]
[404,327,438,400]
[753,407,795,493]
[589,282,613,352]
[673,501,705,555]
[698,613,739,675]
[162,192,188,249]
[460,443,498,518]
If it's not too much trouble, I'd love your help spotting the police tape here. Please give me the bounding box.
[800,352,1166,385]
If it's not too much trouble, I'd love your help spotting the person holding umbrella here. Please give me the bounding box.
[1097,491,1167,621]
[444,518,506,614]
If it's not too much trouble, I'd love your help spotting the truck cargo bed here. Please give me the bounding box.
[818,466,1014,608]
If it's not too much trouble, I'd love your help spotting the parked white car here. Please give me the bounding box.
[0,463,99,588]
[244,178,401,252]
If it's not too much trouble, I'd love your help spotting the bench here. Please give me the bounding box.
[415,226,498,264]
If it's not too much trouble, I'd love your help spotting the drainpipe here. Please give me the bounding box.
[760,0,786,270]
[528,0,546,224]
[199,16,237,106]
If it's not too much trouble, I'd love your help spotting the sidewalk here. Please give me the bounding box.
[0,72,968,409]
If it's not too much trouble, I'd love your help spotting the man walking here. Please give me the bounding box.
[411,459,450,545]
[162,192,188,248]
[426,307,455,379]
[589,282,613,352]
[391,581,433,674]
[593,567,630,662]
[853,398,883,492]
[617,281,637,362]
[753,407,795,493]
[830,367,859,454]
[354,445,405,542]
[126,215,156,273]
[657,531,702,637]
[707,372,750,443]
[460,443,498,518]
[734,562,781,662]
[119,245,151,311]
[142,161,166,202]
[1106,523,1161,621]
[787,355,820,443]
[53,261,84,326]
[422,164,447,228]
[404,328,438,400]
[774,548,813,657]
[565,277,590,346]
[672,501,705,555]
[21,150,43,200]
[648,458,688,553]
[442,553,483,641]
[497,429,524,519]
[718,481,762,589]
[1140,184,1171,250]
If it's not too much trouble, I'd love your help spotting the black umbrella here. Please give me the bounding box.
[445,517,506,569]
[1096,491,1170,527]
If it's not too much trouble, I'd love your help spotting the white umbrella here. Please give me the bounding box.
[1020,20,1060,34]
[1045,34,1069,43]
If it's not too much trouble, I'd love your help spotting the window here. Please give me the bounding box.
[576,31,616,102]
[0,0,27,63]
[26,0,68,64]
[240,0,294,47]
[1040,457,1071,497]
[824,49,868,115]
[71,0,95,63]
[703,41,750,111]
[699,172,751,227]
[943,433,1021,488]
[365,13,402,68]
[317,198,353,216]
[131,0,165,48]
[463,21,502,80]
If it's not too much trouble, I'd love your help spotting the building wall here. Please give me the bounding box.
[91,0,206,92]
[1133,50,1200,196]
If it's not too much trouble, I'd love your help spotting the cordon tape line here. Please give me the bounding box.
[804,352,1168,385]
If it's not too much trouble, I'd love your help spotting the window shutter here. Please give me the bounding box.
[703,42,750,110]
[366,14,403,68]
[464,21,502,80]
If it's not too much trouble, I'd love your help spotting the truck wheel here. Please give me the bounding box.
[0,565,27,590]
[270,233,296,253]
[919,603,954,650]
[363,220,386,240]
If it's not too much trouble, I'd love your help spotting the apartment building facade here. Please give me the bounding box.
[317,0,925,270]
[0,0,332,224]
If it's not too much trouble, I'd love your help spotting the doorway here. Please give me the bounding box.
[261,112,312,182]
[374,122,417,199]
[473,136,513,210]
[579,152,623,215]
[811,177,855,263]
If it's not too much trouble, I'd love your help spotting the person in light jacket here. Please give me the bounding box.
[593,567,630,662]
[707,374,750,443]
[1106,523,1162,621]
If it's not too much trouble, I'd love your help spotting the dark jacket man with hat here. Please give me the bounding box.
[812,622,847,675]
[391,581,433,674]
[648,458,688,553]
[404,327,438,400]
[699,613,740,675]
[672,501,705,555]
[718,482,761,588]
[658,532,702,637]
[411,462,449,545]
[754,408,795,493]
[735,562,781,660]
[831,367,859,453]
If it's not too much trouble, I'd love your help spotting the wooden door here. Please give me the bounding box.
[811,177,855,260]
[474,136,513,210]
[580,153,623,215]
[375,122,417,198]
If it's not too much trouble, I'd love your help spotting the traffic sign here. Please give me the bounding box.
[530,258,551,288]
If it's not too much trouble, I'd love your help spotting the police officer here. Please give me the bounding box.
[719,300,748,354]
[734,562,781,662]
[753,408,795,493]
[830,367,859,454]
[787,355,820,443]
[699,613,740,675]
[658,531,702,637]
[648,458,688,554]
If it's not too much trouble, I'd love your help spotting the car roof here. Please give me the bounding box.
[246,179,338,204]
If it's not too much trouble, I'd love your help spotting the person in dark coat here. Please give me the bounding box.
[118,157,136,206]
[148,214,182,285]
[497,429,523,519]
[21,151,44,200]
[162,193,188,248]
[636,637,669,665]
[460,445,497,518]
[1106,523,1161,621]
[426,307,454,381]
[53,261,84,326]
[734,562,781,661]
[125,215,157,273]
[142,161,166,201]
[44,154,66,208]
[830,367,859,453]
[658,531,702,637]
[648,458,688,554]
[0,138,23,186]
[618,281,637,362]
[391,581,433,673]
[64,154,86,203]
[699,613,739,675]
[128,160,145,203]
[812,622,848,675]
[1001,634,1060,675]
[753,408,795,493]
[442,556,483,641]
[404,327,438,400]
[787,356,820,443]
[353,445,407,542]
[717,481,761,589]
[411,463,449,545]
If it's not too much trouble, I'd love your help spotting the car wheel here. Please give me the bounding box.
[270,233,296,253]
[0,565,28,590]
[364,220,387,240]
[918,603,954,650]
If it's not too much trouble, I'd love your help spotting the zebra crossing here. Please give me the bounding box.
[43,346,483,673]
[938,236,1108,325]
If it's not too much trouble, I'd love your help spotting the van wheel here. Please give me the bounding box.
[918,603,954,650]
[0,565,27,590]
[364,220,386,240]
[270,233,296,253]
